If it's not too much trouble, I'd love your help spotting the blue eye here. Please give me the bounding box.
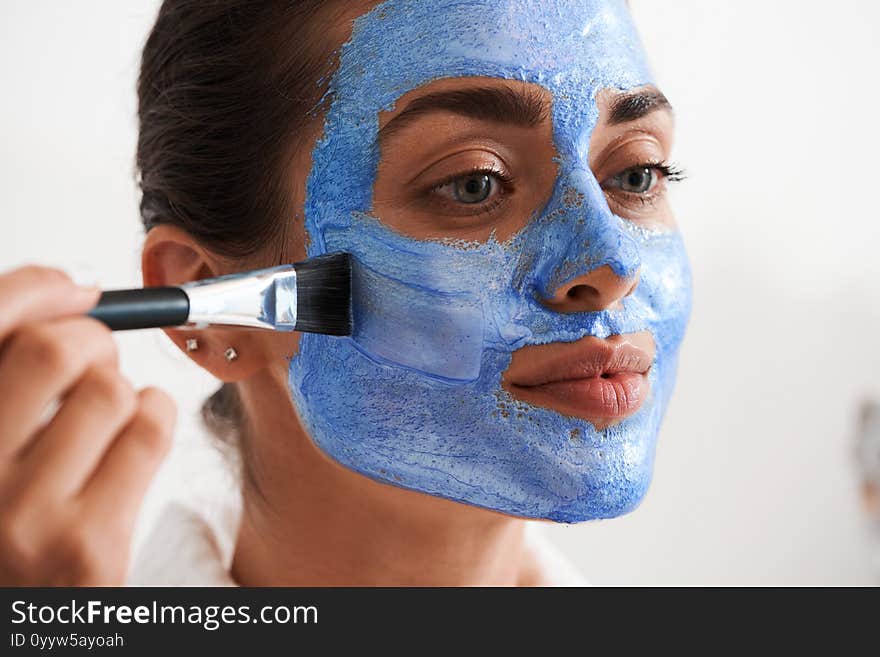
[452,174,493,203]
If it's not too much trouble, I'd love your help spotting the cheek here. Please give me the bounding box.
[317,212,511,383]
[350,259,485,383]
[637,233,692,355]
[270,330,302,362]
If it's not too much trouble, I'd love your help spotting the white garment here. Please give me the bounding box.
[128,497,589,587]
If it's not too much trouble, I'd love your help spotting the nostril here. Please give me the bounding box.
[544,265,640,314]
[565,285,597,303]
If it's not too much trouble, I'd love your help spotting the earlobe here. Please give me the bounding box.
[165,325,264,382]
[141,225,267,382]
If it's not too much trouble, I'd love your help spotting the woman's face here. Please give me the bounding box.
[288,0,691,522]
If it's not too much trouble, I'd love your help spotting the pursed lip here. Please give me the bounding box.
[502,331,656,429]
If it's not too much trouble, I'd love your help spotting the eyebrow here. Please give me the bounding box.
[379,86,548,140]
[607,88,673,125]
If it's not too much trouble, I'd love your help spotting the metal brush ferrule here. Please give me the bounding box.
[181,265,298,331]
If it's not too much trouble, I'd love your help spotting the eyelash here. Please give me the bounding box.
[603,160,687,209]
[650,161,687,183]
[429,165,516,214]
[431,165,516,191]
[614,160,687,186]
[425,160,686,218]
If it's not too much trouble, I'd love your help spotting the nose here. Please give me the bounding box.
[542,265,640,313]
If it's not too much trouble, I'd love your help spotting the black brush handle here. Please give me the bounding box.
[88,287,190,331]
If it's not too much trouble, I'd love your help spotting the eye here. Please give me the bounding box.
[435,172,499,204]
[603,162,685,197]
[455,174,492,203]
[615,166,657,194]
[423,162,516,220]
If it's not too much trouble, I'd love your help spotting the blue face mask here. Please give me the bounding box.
[289,0,692,522]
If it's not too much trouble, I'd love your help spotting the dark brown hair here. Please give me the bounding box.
[137,1,355,452]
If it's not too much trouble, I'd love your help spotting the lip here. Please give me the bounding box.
[502,331,656,429]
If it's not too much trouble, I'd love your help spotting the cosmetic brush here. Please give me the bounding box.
[87,252,351,336]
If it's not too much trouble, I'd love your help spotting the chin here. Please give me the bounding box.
[539,436,657,523]
[469,406,663,524]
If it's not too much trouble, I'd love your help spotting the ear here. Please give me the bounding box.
[141,225,268,382]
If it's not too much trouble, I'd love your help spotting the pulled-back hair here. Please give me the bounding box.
[137,0,356,457]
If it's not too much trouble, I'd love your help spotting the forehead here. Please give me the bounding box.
[305,0,654,238]
[335,0,652,117]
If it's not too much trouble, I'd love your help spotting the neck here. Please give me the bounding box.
[230,369,530,586]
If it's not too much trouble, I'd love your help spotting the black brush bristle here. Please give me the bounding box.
[294,252,352,336]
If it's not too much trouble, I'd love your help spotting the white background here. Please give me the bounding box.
[2,1,879,585]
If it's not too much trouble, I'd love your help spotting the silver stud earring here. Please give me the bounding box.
[185,338,199,353]
[224,347,238,362]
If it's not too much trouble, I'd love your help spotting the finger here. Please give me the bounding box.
[79,387,175,531]
[0,267,99,343]
[20,366,138,500]
[0,318,118,459]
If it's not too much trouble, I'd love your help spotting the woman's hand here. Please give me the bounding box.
[0,266,175,585]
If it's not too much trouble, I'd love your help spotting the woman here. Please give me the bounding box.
[0,0,690,586]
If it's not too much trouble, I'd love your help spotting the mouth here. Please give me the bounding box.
[501,331,656,429]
